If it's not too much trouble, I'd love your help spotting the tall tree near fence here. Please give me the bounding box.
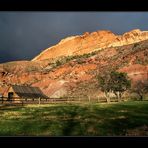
[109,71,131,102]
[97,73,112,103]
[98,71,131,102]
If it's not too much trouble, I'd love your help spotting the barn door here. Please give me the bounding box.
[8,92,13,101]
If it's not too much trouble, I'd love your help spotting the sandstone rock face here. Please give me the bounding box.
[118,64,148,86]
[112,29,148,47]
[0,29,148,98]
[32,29,148,61]
[32,30,116,61]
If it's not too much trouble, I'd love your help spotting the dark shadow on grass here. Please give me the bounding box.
[1,101,148,136]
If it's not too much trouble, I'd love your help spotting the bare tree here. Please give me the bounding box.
[132,80,148,101]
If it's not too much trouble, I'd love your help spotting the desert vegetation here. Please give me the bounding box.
[52,50,100,68]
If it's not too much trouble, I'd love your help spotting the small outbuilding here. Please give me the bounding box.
[4,85,48,101]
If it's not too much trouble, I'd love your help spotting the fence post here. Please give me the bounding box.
[39,97,40,105]
[88,96,90,102]
[97,96,99,103]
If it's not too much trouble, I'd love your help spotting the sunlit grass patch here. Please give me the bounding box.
[0,101,148,136]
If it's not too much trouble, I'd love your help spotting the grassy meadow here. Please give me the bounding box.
[0,101,148,136]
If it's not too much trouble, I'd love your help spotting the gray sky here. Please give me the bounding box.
[0,12,148,63]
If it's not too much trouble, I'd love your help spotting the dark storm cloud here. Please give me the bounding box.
[0,12,148,63]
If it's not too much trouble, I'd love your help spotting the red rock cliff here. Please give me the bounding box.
[32,29,148,61]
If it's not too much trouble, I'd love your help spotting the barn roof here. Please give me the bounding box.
[11,85,48,99]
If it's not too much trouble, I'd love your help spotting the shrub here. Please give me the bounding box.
[26,66,39,72]
[55,60,62,66]
[133,43,139,49]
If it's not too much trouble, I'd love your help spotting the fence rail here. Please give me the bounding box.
[0,97,120,106]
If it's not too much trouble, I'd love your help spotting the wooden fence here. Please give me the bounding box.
[0,96,120,106]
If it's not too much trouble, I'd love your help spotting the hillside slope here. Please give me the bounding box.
[0,29,148,98]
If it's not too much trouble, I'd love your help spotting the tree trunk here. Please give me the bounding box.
[104,92,110,103]
[117,95,120,102]
[106,97,110,103]
[115,92,121,102]
[140,94,143,101]
[119,92,122,102]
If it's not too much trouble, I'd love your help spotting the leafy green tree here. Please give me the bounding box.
[98,71,131,102]
[109,71,131,102]
[97,73,112,103]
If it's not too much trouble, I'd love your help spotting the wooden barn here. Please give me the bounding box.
[3,85,48,102]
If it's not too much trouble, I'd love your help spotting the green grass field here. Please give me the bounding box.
[0,101,148,136]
